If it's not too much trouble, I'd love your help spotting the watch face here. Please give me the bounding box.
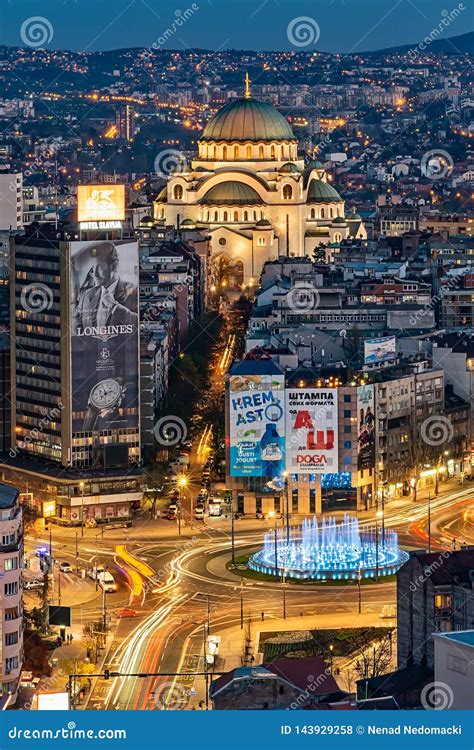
[90,378,121,409]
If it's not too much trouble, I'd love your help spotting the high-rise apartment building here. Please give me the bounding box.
[0,484,23,704]
[115,104,135,141]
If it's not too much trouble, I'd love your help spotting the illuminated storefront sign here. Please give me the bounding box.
[77,185,125,223]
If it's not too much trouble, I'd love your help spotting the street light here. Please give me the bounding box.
[79,481,85,538]
[329,644,334,674]
[268,511,279,580]
[283,471,290,545]
[282,567,287,620]
[240,579,244,629]
[178,476,188,531]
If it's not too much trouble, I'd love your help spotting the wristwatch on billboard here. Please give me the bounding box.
[83,378,126,431]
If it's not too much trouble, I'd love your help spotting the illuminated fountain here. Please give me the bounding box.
[248,514,409,580]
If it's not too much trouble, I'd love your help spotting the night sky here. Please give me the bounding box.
[1,0,471,53]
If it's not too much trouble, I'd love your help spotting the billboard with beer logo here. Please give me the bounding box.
[69,240,139,434]
[285,389,338,474]
[229,374,285,477]
[77,184,125,223]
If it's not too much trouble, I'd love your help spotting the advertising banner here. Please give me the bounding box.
[285,389,338,474]
[77,184,125,223]
[70,240,139,434]
[364,335,396,365]
[357,384,375,470]
[229,374,285,477]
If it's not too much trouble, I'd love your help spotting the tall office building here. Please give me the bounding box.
[0,484,23,705]
[5,224,142,523]
[115,104,135,141]
[0,172,23,231]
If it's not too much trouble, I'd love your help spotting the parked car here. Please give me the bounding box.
[198,488,208,500]
[194,507,205,520]
[24,579,43,590]
[166,510,177,521]
[59,561,72,573]
[168,503,178,513]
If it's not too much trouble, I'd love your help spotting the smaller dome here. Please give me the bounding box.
[199,181,262,206]
[306,158,325,169]
[181,219,196,227]
[348,210,362,220]
[333,216,346,224]
[279,162,301,174]
[307,179,342,203]
[256,218,271,227]
[139,215,154,225]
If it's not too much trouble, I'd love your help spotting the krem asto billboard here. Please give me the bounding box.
[70,240,139,434]
[285,389,338,474]
[229,374,285,477]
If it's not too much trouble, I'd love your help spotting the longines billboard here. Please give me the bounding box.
[69,240,139,433]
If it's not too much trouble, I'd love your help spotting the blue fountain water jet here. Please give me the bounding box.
[248,513,409,580]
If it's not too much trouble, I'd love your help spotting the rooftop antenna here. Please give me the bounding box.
[244,72,251,99]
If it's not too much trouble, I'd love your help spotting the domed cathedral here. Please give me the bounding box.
[153,75,366,287]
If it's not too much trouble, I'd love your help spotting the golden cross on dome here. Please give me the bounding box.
[244,72,251,99]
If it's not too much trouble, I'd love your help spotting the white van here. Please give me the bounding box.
[98,571,116,593]
[208,501,222,517]
[89,567,116,593]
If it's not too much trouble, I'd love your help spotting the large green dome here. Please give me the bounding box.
[307,179,342,203]
[201,98,295,143]
[199,181,262,205]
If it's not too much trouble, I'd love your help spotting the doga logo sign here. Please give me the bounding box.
[285,389,338,474]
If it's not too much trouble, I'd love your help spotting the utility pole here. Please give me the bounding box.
[428,492,431,554]
[282,568,287,620]
[102,585,107,634]
[80,481,85,537]
[75,532,79,575]
[381,486,385,548]
[273,521,278,579]
[240,579,244,629]
[358,563,362,614]
[231,502,235,565]
[375,503,379,582]
[284,472,290,545]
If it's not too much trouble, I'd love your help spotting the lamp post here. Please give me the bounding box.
[282,567,287,620]
[283,471,290,545]
[79,481,85,537]
[428,492,431,554]
[178,476,188,531]
[231,501,236,565]
[329,644,334,674]
[381,486,385,548]
[240,579,244,629]
[357,562,362,614]
[268,511,279,579]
